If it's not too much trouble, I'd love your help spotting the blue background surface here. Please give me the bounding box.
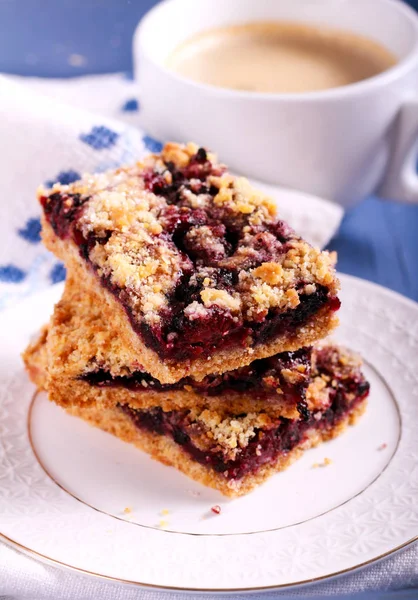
[2,0,417,301]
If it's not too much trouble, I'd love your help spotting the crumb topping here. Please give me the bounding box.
[308,344,367,410]
[191,409,272,460]
[200,288,241,312]
[89,231,187,325]
[212,176,277,225]
[306,376,331,410]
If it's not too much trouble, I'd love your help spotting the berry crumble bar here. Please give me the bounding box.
[25,333,369,496]
[38,142,340,383]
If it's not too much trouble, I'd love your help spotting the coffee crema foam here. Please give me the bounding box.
[167,22,397,94]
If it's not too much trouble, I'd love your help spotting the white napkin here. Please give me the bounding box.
[0,75,148,311]
[0,73,413,600]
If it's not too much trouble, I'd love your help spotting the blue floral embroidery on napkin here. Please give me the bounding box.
[50,263,66,284]
[18,217,41,244]
[45,169,81,188]
[0,265,27,283]
[122,98,139,112]
[80,126,119,150]
[142,135,163,153]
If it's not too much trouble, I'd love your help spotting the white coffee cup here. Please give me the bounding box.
[134,0,418,208]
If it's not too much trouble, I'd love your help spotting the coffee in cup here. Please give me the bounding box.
[166,22,396,94]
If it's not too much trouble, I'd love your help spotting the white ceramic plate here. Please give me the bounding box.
[1,274,417,592]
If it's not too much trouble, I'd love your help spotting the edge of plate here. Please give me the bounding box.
[1,531,417,593]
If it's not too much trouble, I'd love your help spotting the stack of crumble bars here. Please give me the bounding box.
[24,143,369,496]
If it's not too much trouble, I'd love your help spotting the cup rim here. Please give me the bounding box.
[134,0,418,102]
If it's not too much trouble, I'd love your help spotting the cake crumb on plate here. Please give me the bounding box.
[312,457,333,468]
[158,520,169,528]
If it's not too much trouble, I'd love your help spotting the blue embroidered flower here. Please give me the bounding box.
[0,265,27,283]
[18,217,41,244]
[80,126,119,150]
[50,263,66,284]
[121,98,139,112]
[45,169,81,188]
[142,135,163,153]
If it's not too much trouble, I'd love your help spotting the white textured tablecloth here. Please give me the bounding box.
[0,73,416,600]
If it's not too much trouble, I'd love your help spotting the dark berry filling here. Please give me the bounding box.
[144,147,222,202]
[40,192,89,239]
[120,369,369,481]
[40,148,339,361]
[81,347,312,412]
[135,285,337,361]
